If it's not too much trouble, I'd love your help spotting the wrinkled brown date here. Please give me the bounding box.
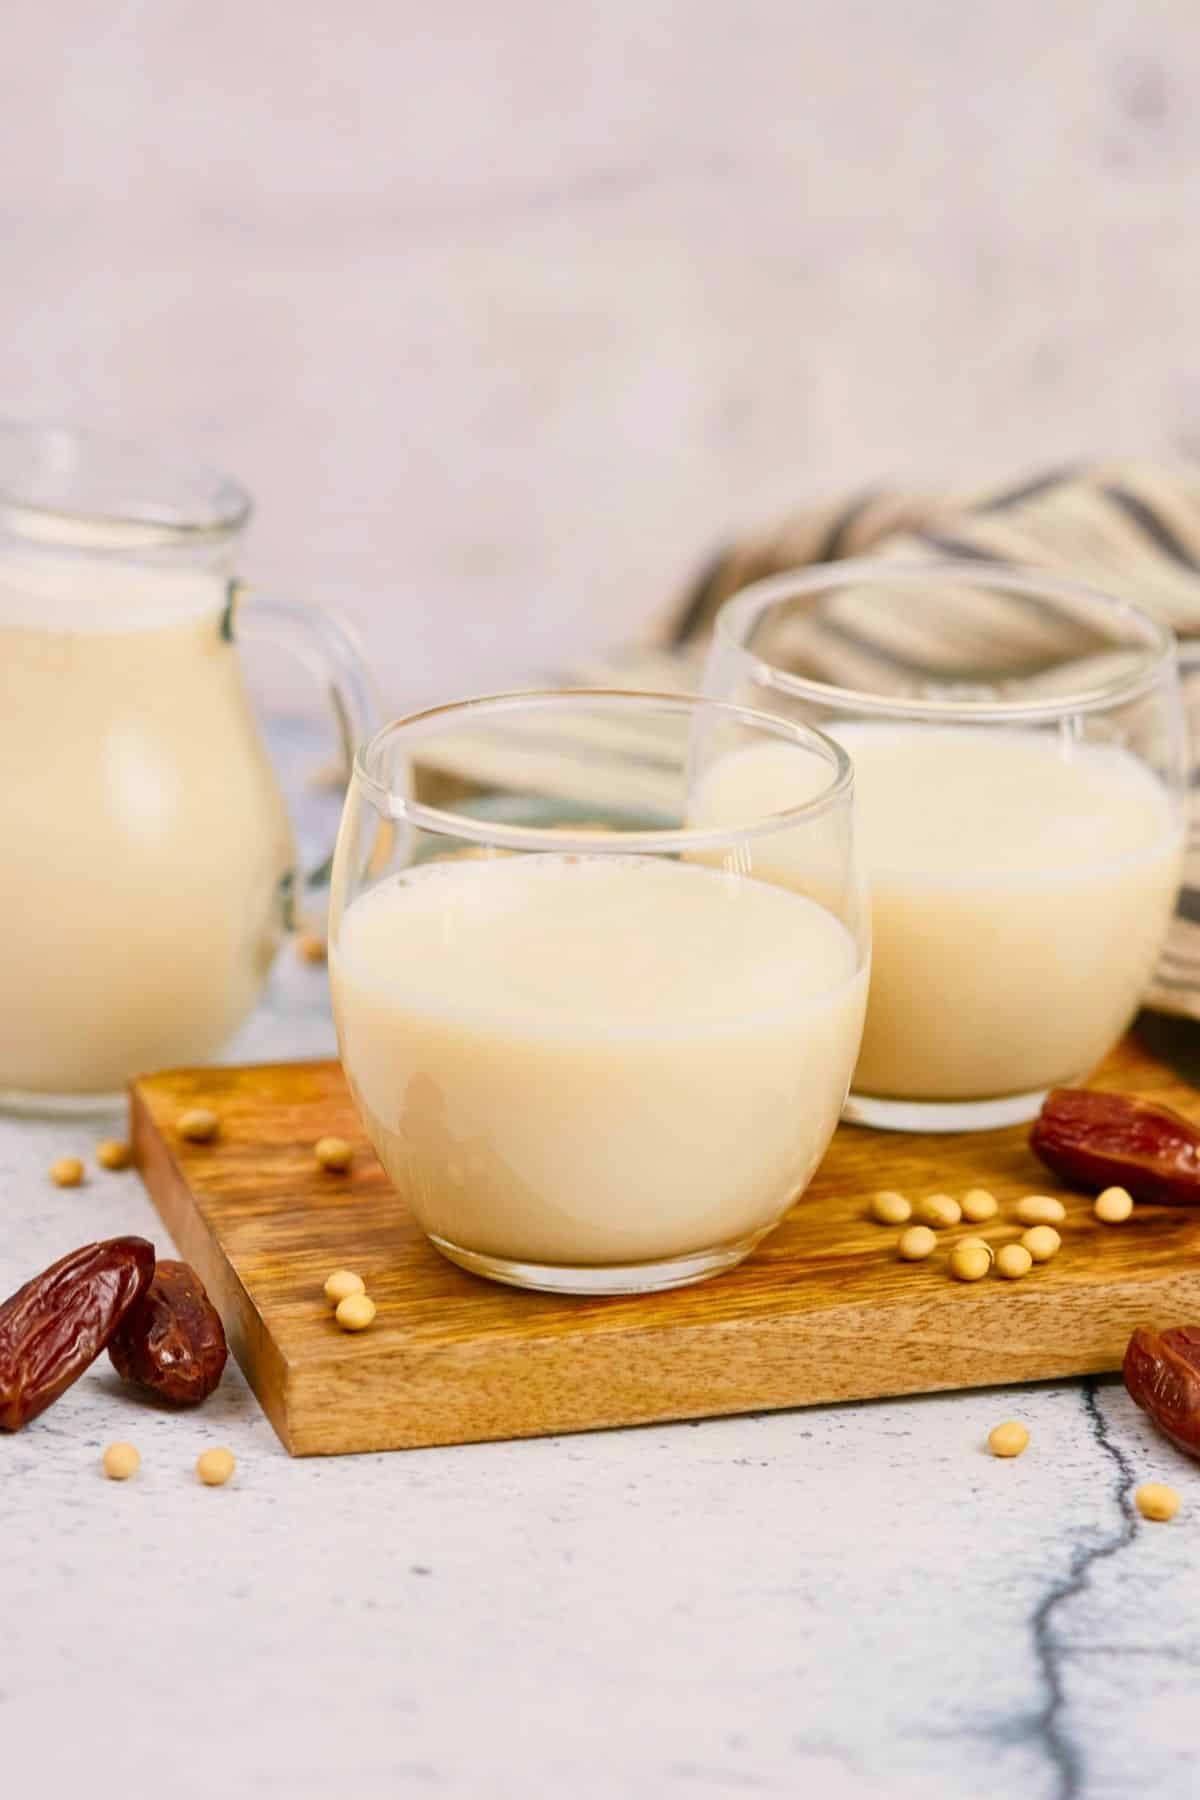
[1030,1088,1200,1205]
[1124,1325,1200,1458]
[0,1236,155,1430]
[108,1260,227,1406]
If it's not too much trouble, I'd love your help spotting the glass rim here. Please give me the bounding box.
[354,687,855,854]
[713,557,1178,721]
[0,419,252,545]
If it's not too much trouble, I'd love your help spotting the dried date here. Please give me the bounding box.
[108,1260,227,1406]
[1124,1325,1200,1458]
[1030,1088,1200,1205]
[0,1237,155,1431]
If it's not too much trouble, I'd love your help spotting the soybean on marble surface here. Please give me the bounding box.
[130,1033,1200,1458]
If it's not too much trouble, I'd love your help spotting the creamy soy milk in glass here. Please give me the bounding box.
[0,422,373,1107]
[330,692,869,1294]
[336,853,865,1268]
[703,560,1188,1130]
[694,725,1181,1107]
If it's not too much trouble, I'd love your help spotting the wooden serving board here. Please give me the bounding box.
[130,1029,1200,1457]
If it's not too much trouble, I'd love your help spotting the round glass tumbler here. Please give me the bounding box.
[703,559,1189,1132]
[329,691,869,1294]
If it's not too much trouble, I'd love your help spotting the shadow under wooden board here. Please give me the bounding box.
[130,1030,1200,1458]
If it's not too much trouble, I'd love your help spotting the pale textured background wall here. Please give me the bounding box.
[6,0,1200,708]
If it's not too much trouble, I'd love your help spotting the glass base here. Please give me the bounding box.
[0,1086,126,1118]
[427,1228,767,1295]
[843,1086,1051,1133]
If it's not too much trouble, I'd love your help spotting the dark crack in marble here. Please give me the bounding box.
[1027,1378,1138,1800]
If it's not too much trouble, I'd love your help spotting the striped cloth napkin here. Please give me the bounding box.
[662,462,1200,642]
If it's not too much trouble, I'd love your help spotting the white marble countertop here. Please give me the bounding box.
[5,951,1200,1800]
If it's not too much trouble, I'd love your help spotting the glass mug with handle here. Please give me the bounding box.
[701,559,1188,1131]
[0,421,374,1110]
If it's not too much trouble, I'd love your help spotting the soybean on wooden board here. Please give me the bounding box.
[130,1032,1200,1458]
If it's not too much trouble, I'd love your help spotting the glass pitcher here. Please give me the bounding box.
[0,421,374,1110]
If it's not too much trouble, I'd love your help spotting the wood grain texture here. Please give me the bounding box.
[129,1032,1200,1457]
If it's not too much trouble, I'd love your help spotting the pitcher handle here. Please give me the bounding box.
[227,581,378,918]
